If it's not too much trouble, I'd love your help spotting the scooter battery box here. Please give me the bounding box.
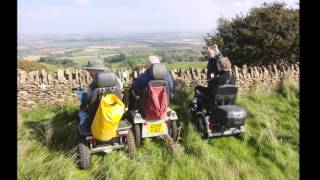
[213,105,247,128]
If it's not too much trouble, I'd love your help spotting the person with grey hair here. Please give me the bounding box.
[132,55,173,93]
[79,60,123,135]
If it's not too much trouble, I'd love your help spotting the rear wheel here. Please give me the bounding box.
[196,116,208,140]
[170,121,178,141]
[77,138,91,169]
[133,124,141,147]
[127,129,137,158]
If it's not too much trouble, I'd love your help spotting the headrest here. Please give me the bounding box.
[94,72,118,88]
[151,63,168,80]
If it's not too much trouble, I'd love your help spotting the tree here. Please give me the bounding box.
[203,2,299,66]
[119,53,126,61]
[105,53,127,63]
[62,59,75,67]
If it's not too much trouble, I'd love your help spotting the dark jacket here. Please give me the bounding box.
[209,70,236,88]
[132,69,174,94]
[207,54,223,79]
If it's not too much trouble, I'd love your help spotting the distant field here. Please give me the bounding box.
[35,60,208,72]
[18,34,207,72]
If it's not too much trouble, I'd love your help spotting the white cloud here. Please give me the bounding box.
[75,0,91,6]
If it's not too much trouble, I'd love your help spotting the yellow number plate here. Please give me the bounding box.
[147,122,164,135]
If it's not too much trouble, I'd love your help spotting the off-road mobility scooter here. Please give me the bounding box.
[124,63,179,147]
[189,77,247,139]
[76,71,136,169]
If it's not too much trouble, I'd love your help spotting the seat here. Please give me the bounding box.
[138,63,170,118]
[88,72,123,124]
[207,85,238,110]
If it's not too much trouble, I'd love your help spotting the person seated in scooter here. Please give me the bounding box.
[128,55,174,110]
[194,55,236,112]
[79,60,122,135]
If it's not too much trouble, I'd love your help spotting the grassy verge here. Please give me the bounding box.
[166,61,207,69]
[18,80,299,180]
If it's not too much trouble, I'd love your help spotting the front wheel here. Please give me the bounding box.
[126,129,137,158]
[77,138,91,169]
[195,116,208,140]
[170,120,178,141]
[133,124,141,147]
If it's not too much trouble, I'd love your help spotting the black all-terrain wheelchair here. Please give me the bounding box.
[76,72,136,169]
[189,79,247,139]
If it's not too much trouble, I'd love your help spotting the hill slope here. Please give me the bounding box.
[18,80,299,180]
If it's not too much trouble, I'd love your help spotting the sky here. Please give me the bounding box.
[18,0,299,34]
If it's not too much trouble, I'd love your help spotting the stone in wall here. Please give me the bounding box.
[34,70,40,85]
[40,69,47,84]
[18,69,27,85]
[56,69,65,81]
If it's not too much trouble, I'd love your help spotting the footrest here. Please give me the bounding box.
[208,127,244,137]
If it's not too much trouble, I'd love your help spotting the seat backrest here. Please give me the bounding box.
[151,63,168,80]
[139,63,170,116]
[88,72,122,123]
[148,80,169,103]
[143,80,169,119]
[90,72,122,103]
[140,63,170,104]
[93,72,119,88]
[210,85,238,108]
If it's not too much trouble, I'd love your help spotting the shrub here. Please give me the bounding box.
[204,2,299,66]
[18,60,48,72]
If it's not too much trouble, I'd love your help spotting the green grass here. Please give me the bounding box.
[166,61,207,69]
[18,80,299,180]
[39,63,59,72]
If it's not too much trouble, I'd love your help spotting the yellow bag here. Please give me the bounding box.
[91,93,125,141]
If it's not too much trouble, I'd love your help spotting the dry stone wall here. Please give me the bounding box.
[17,63,299,109]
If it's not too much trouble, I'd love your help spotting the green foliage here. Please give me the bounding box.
[18,81,299,179]
[38,55,76,67]
[127,59,137,68]
[38,56,60,65]
[18,60,48,72]
[104,53,126,63]
[62,59,75,66]
[204,2,299,65]
[155,49,202,63]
